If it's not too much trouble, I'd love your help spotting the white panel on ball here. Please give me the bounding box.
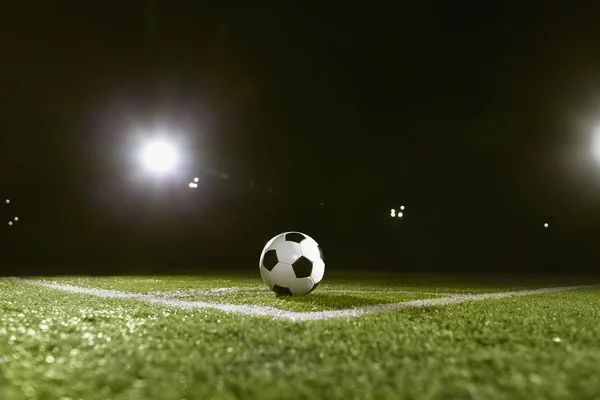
[263,233,286,251]
[299,239,321,261]
[275,241,302,265]
[289,277,315,295]
[270,262,297,288]
[259,266,274,289]
[310,258,325,283]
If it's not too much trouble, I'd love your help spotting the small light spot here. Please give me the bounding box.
[400,205,405,210]
[5,199,9,204]
[530,374,543,385]
[544,223,549,228]
[14,217,18,221]
[194,177,199,182]
[397,212,403,218]
[8,221,12,226]
[132,379,147,388]
[553,337,561,343]
[23,386,36,397]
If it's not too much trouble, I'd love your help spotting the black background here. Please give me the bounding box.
[2,2,600,275]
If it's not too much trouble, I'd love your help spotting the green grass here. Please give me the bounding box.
[38,276,263,292]
[1,275,599,400]
[176,291,438,312]
[34,276,445,311]
[36,274,592,293]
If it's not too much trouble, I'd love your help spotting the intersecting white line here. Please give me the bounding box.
[8,278,596,322]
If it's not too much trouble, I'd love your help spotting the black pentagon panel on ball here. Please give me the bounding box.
[285,232,306,243]
[292,256,313,278]
[262,250,279,271]
[307,281,320,294]
[272,285,293,296]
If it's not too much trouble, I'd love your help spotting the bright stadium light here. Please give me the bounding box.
[141,140,178,173]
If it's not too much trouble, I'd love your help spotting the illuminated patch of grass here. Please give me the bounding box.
[177,291,439,312]
[0,277,598,400]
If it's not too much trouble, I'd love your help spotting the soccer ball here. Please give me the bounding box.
[259,231,325,296]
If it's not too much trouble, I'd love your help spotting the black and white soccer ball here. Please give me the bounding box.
[259,231,325,296]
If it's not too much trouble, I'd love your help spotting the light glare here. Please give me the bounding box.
[142,141,177,173]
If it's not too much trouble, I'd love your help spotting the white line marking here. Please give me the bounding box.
[9,278,596,322]
[150,287,460,297]
[147,287,251,297]
[315,289,460,296]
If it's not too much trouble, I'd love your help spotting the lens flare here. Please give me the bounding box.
[142,141,177,173]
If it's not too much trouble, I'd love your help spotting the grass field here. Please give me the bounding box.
[1,274,599,399]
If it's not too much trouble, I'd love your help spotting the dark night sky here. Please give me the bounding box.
[2,2,600,274]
